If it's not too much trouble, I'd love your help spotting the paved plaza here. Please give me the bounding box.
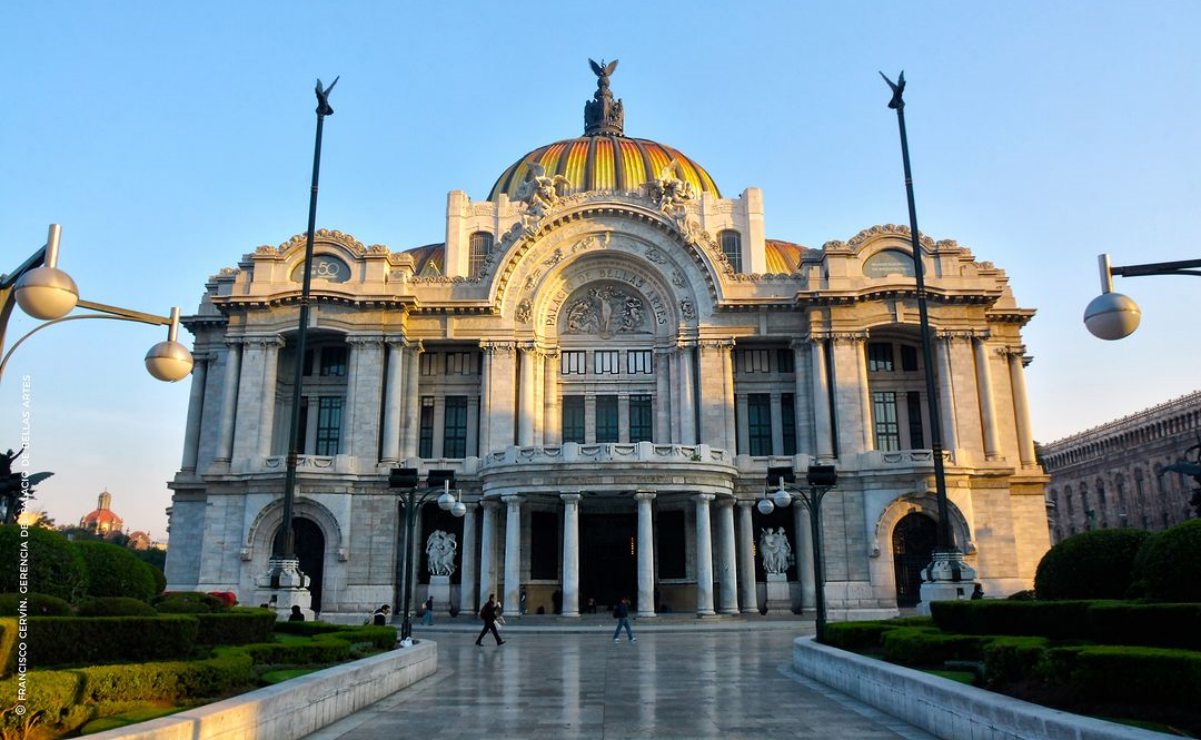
[309,624,933,739]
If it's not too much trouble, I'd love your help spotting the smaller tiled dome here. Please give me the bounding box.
[765,240,810,274]
[80,490,124,534]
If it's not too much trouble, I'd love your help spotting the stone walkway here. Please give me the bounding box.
[309,627,934,739]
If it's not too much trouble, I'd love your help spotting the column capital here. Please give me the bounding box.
[481,340,516,355]
[384,333,409,347]
[634,491,656,503]
[698,337,735,350]
[481,499,500,512]
[502,494,523,507]
[694,493,715,503]
[560,492,581,504]
[736,499,755,510]
[714,496,736,510]
[345,333,386,347]
[240,334,286,348]
[829,331,869,345]
[935,330,975,342]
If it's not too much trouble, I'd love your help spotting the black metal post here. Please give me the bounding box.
[806,489,828,642]
[273,78,338,575]
[400,489,417,639]
[881,72,956,563]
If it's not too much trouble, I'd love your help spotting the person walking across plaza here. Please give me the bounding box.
[475,594,505,646]
[612,596,635,642]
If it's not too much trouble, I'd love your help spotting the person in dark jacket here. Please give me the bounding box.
[475,594,505,646]
[611,596,635,642]
[288,605,305,622]
[373,604,390,625]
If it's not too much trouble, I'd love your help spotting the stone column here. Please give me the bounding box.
[677,343,697,444]
[257,338,283,458]
[857,337,874,452]
[769,393,784,456]
[697,339,734,450]
[1008,347,1037,467]
[478,342,493,454]
[635,491,656,617]
[215,339,242,464]
[479,501,497,603]
[345,335,385,460]
[793,501,815,610]
[716,498,738,614]
[810,338,834,461]
[432,396,446,458]
[654,347,672,443]
[830,333,869,456]
[561,493,581,617]
[459,502,478,613]
[722,342,736,453]
[400,341,423,460]
[518,344,536,446]
[974,336,1000,461]
[937,335,960,453]
[694,493,715,616]
[233,336,282,463]
[488,342,518,451]
[792,341,815,455]
[735,394,749,454]
[737,501,757,613]
[180,353,209,471]
[543,349,560,446]
[380,338,406,463]
[503,495,522,616]
[618,393,631,443]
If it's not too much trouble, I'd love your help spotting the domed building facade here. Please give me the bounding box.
[80,490,124,535]
[165,66,1050,620]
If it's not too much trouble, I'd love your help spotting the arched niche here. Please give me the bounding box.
[244,496,346,564]
[871,491,975,560]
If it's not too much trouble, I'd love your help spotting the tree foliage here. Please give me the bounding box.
[75,540,157,601]
[1034,528,1152,600]
[0,525,87,601]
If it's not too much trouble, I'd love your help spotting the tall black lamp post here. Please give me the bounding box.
[389,467,465,640]
[1084,253,1201,340]
[759,465,838,642]
[880,71,975,599]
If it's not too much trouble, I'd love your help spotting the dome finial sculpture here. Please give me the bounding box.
[585,58,624,136]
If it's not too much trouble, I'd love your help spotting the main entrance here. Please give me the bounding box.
[275,517,325,613]
[892,512,937,607]
[579,512,636,610]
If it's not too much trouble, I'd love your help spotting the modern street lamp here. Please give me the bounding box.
[759,465,838,642]
[389,467,466,640]
[1,224,193,384]
[880,71,975,601]
[1084,253,1201,340]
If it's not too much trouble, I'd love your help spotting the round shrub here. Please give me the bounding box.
[1129,519,1201,602]
[77,596,157,616]
[1034,528,1153,600]
[75,540,157,601]
[154,591,228,613]
[0,592,72,616]
[0,525,87,602]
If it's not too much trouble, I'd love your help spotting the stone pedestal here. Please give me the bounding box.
[764,573,791,613]
[425,575,452,613]
[916,549,978,615]
[254,557,314,621]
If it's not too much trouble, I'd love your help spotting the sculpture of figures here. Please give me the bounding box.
[515,163,571,226]
[759,527,792,575]
[425,530,458,576]
[648,160,696,215]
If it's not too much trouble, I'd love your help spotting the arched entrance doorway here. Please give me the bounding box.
[274,518,326,613]
[892,512,937,607]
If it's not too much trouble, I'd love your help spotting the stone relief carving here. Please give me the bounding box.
[543,247,565,268]
[647,160,696,215]
[425,530,458,576]
[571,233,611,253]
[515,299,532,324]
[515,163,572,229]
[644,245,669,264]
[679,299,696,320]
[759,527,793,574]
[562,285,648,338]
[671,270,687,288]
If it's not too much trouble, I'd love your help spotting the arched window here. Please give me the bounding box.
[469,232,493,278]
[720,230,742,271]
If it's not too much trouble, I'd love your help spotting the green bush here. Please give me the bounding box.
[75,540,158,601]
[195,608,278,645]
[1070,646,1201,706]
[272,620,350,636]
[981,636,1049,686]
[821,621,901,650]
[1128,520,1201,602]
[881,627,989,666]
[0,617,15,677]
[0,669,90,738]
[326,625,397,650]
[1087,602,1201,649]
[0,592,72,616]
[154,591,230,613]
[0,525,87,602]
[931,600,1096,639]
[77,596,157,616]
[28,615,198,666]
[1034,528,1152,600]
[241,637,352,665]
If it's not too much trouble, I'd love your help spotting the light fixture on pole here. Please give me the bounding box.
[758,465,838,642]
[1084,253,1201,340]
[390,467,465,641]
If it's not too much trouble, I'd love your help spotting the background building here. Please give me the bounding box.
[165,68,1050,619]
[1042,391,1201,542]
[79,490,124,536]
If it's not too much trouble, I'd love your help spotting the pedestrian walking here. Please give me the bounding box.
[475,594,505,646]
[611,596,635,642]
[373,604,390,625]
[421,595,435,625]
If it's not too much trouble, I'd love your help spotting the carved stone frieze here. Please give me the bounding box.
[562,285,649,337]
[679,299,696,320]
[515,299,532,324]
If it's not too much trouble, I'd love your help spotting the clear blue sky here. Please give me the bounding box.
[3,2,1199,537]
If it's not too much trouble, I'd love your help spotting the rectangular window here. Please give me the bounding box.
[900,345,919,372]
[418,397,435,458]
[737,349,771,373]
[443,396,468,458]
[594,350,620,374]
[419,352,439,376]
[630,395,653,443]
[747,394,772,455]
[315,396,344,455]
[319,346,347,377]
[445,352,475,375]
[657,510,686,579]
[781,393,797,456]
[562,396,585,443]
[627,350,653,374]
[561,351,586,375]
[776,348,795,374]
[596,395,619,443]
[873,391,900,451]
[906,391,924,449]
[868,342,894,372]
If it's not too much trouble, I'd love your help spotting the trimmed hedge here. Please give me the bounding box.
[0,592,72,616]
[28,615,198,666]
[930,600,1097,640]
[241,637,352,665]
[194,608,277,645]
[1034,528,1152,600]
[154,591,230,613]
[0,617,15,677]
[77,596,157,616]
[881,627,989,666]
[75,540,158,602]
[0,525,88,602]
[1129,520,1201,602]
[1087,602,1201,650]
[821,621,901,650]
[1067,646,1201,706]
[271,620,349,636]
[0,669,90,737]
[327,625,398,650]
[981,636,1049,686]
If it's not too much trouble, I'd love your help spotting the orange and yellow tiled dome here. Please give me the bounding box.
[488,136,721,202]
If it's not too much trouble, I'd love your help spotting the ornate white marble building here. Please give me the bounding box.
[164,66,1050,619]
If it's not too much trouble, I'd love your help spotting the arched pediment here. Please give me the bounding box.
[871,491,975,559]
[244,496,346,562]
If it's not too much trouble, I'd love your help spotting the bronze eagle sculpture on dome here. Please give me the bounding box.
[590,58,618,80]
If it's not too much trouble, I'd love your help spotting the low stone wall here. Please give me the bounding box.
[793,637,1164,740]
[89,641,437,740]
